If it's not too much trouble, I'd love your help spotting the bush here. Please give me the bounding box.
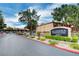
[64,37,71,42]
[70,43,79,50]
[53,36,62,40]
[45,33,52,39]
[37,32,41,36]
[49,40,58,45]
[45,35,71,42]
[45,35,53,39]
[72,35,78,42]
[31,36,35,38]
[36,32,41,40]
[40,37,46,41]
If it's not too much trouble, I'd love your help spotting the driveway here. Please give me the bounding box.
[0,33,79,56]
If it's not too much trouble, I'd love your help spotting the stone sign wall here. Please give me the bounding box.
[51,27,71,37]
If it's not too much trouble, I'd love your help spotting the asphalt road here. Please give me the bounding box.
[0,33,79,56]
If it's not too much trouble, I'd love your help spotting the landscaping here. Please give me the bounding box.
[69,43,79,50]
[20,4,79,54]
[27,32,79,54]
[45,34,78,43]
[40,37,46,41]
[72,35,78,42]
[45,35,71,42]
[48,40,58,45]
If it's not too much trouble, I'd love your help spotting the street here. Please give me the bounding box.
[0,33,79,56]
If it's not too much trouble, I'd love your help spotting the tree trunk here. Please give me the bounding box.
[30,24,32,36]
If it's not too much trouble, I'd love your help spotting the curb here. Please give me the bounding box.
[54,45,79,54]
[29,38,79,54]
[41,41,79,54]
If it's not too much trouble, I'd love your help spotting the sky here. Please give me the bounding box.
[0,3,76,28]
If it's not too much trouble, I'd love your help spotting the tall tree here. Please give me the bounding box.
[18,9,40,35]
[0,11,6,29]
[51,4,79,29]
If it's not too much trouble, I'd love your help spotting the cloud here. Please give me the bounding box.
[23,4,53,25]
[4,13,26,28]
[4,3,62,28]
[47,4,62,10]
[37,9,52,18]
[4,3,76,28]
[38,17,53,25]
[28,5,41,10]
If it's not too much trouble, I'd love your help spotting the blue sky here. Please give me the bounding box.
[0,3,76,28]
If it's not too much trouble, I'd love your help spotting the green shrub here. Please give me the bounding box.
[64,37,71,42]
[45,35,53,39]
[45,35,71,42]
[55,36,71,42]
[53,36,62,40]
[37,32,41,36]
[31,36,35,38]
[45,32,50,36]
[70,43,79,50]
[72,35,78,42]
[49,40,58,45]
[37,32,41,40]
[40,37,46,41]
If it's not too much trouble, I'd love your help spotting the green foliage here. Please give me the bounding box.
[40,37,46,41]
[37,32,41,36]
[45,35,53,39]
[31,36,35,38]
[51,4,79,28]
[72,35,78,42]
[36,32,41,40]
[70,43,79,50]
[18,9,40,35]
[0,11,6,29]
[64,37,71,42]
[49,40,58,45]
[45,35,71,42]
[45,33,54,39]
[37,32,41,37]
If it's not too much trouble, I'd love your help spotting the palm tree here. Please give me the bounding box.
[18,9,40,35]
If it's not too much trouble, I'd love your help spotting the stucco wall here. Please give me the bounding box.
[36,22,54,33]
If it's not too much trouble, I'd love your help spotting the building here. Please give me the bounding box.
[36,21,74,33]
[36,22,53,33]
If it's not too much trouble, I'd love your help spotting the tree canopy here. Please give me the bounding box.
[18,9,40,35]
[0,11,6,29]
[51,4,79,28]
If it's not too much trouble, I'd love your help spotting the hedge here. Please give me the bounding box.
[72,35,78,43]
[45,35,71,42]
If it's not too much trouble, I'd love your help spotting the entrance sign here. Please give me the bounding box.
[51,27,71,37]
